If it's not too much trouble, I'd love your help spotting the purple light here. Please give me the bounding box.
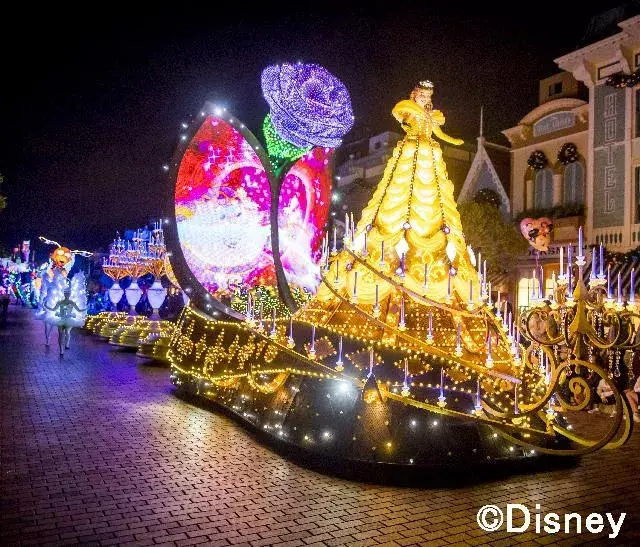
[261,63,353,148]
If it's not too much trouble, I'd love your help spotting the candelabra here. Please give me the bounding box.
[519,228,635,452]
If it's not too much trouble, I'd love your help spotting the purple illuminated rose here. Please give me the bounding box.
[261,63,354,148]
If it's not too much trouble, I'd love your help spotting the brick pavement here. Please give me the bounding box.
[2,307,640,546]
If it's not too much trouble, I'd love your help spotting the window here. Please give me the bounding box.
[518,275,555,311]
[534,168,554,209]
[636,167,640,223]
[563,162,584,206]
[548,82,563,96]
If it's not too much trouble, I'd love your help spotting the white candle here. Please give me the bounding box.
[375,284,379,308]
[618,272,622,303]
[578,226,583,257]
[469,279,473,304]
[600,244,604,277]
[380,241,385,265]
[591,247,597,282]
[424,264,428,287]
[332,226,337,252]
[607,265,612,297]
[353,271,358,297]
[428,311,433,337]
[632,268,636,302]
[560,246,564,277]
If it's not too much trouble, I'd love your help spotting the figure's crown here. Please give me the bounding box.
[417,80,434,89]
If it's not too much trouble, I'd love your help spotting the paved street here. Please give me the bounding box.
[2,307,640,546]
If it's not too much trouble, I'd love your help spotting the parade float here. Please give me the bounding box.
[87,224,178,364]
[163,63,633,470]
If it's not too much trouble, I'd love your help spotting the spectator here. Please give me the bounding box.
[624,375,640,423]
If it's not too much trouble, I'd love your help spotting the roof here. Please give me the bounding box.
[457,137,511,216]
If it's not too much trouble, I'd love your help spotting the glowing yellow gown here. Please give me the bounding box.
[297,98,508,366]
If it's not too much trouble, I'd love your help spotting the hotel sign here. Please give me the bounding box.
[594,85,626,228]
[533,112,575,137]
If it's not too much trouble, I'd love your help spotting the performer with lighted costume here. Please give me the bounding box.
[44,272,88,356]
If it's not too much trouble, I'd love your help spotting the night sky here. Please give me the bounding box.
[0,5,620,253]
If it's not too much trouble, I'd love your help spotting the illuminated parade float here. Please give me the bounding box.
[86,225,176,363]
[164,63,634,469]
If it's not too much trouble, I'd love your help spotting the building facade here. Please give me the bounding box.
[504,10,640,310]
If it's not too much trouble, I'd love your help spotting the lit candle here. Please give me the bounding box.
[456,322,461,347]
[496,292,501,317]
[600,244,604,278]
[374,284,379,309]
[469,279,473,305]
[369,347,374,376]
[288,316,293,341]
[344,213,349,241]
[477,251,482,276]
[567,244,572,271]
[353,271,358,298]
[514,386,519,414]
[607,265,612,298]
[483,260,487,285]
[380,241,385,266]
[363,231,368,256]
[423,263,428,288]
[447,270,451,299]
[332,226,337,252]
[578,226,583,257]
[476,378,481,408]
[440,367,444,398]
[400,253,405,277]
[618,272,622,304]
[515,326,521,359]
[559,246,564,277]
[591,247,597,283]
[399,297,405,328]
[428,311,433,339]
[310,325,316,352]
[270,308,277,337]
[336,336,343,369]
[631,268,636,303]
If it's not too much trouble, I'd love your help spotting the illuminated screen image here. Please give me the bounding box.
[175,115,333,297]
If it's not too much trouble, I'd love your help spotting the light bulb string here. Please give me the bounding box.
[369,139,407,230]
[316,273,521,382]
[404,134,420,225]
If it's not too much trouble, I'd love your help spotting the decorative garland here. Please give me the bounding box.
[606,69,640,89]
[557,143,579,165]
[231,284,311,317]
[527,150,548,170]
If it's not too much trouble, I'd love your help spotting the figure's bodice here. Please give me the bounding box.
[57,300,75,319]
[392,100,445,139]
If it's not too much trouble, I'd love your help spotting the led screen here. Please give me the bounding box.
[175,115,332,297]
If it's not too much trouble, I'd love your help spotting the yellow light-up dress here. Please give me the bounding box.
[297,86,512,371]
